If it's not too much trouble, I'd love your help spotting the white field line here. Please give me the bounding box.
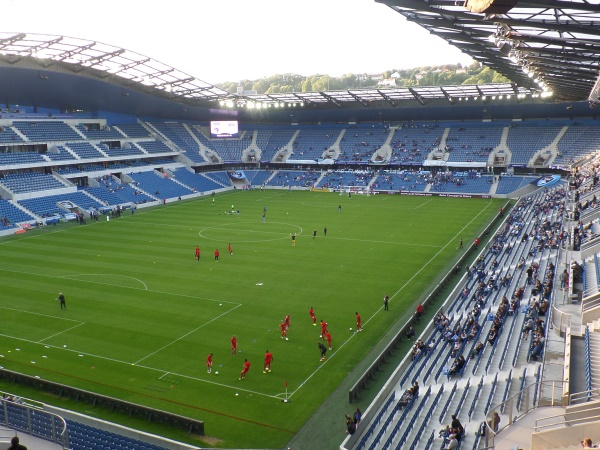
[414,199,433,209]
[286,199,493,398]
[0,267,241,306]
[0,332,280,400]
[60,274,148,290]
[134,304,242,364]
[0,306,82,323]
[38,322,86,343]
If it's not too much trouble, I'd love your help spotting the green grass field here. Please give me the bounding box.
[0,190,503,448]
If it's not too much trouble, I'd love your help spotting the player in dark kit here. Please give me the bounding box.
[318,341,327,361]
[384,294,389,311]
[239,359,251,380]
[195,246,200,262]
[56,292,66,310]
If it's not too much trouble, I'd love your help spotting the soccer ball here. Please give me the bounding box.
[349,328,353,331]
[215,371,219,375]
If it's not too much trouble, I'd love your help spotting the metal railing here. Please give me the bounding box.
[483,380,567,449]
[1,399,69,449]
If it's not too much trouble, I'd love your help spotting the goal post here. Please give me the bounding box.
[341,186,371,196]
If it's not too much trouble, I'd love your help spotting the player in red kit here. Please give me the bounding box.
[280,322,288,340]
[325,331,332,350]
[228,243,233,255]
[355,312,362,331]
[231,335,237,355]
[309,307,316,326]
[195,246,200,262]
[284,314,291,329]
[263,350,273,373]
[239,358,251,380]
[206,353,213,373]
[214,249,220,262]
[320,320,328,340]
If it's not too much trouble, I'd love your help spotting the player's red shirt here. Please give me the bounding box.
[309,307,315,318]
[215,249,220,257]
[265,352,273,363]
[206,354,213,366]
[228,244,232,253]
[356,314,361,327]
[231,336,237,349]
[285,314,291,327]
[195,247,200,257]
[243,361,251,372]
[320,321,328,332]
[326,332,332,344]
[280,322,287,335]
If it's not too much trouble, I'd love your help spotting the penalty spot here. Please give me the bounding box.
[256,282,263,286]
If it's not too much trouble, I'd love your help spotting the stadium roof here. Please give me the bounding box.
[377,0,600,103]
[0,32,228,103]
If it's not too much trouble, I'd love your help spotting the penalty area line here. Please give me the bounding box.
[0,332,281,400]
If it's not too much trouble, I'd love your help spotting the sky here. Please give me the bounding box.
[4,0,473,84]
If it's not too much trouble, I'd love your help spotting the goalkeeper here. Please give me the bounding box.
[56,292,66,310]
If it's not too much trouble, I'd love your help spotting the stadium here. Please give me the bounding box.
[0,1,600,449]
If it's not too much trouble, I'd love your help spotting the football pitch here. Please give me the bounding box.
[0,190,503,448]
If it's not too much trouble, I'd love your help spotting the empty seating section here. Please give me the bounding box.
[19,192,103,217]
[371,171,428,192]
[202,171,231,187]
[194,130,251,162]
[137,140,173,154]
[67,421,169,450]
[149,122,200,153]
[0,151,46,165]
[91,176,155,205]
[353,187,565,450]
[556,125,600,164]
[101,144,144,158]
[0,126,24,143]
[292,126,341,160]
[0,199,35,225]
[244,170,273,186]
[1,173,66,193]
[445,125,502,163]
[496,176,533,195]
[338,125,388,163]
[66,142,105,159]
[114,123,151,138]
[46,146,76,161]
[13,121,83,141]
[267,170,320,188]
[507,125,562,165]
[256,129,295,161]
[390,124,444,164]
[317,171,373,189]
[171,168,225,192]
[75,125,124,140]
[128,172,193,199]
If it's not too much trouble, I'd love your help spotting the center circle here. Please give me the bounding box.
[198,222,303,243]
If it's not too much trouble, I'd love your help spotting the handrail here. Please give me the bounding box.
[569,387,600,404]
[484,380,567,449]
[536,412,600,432]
